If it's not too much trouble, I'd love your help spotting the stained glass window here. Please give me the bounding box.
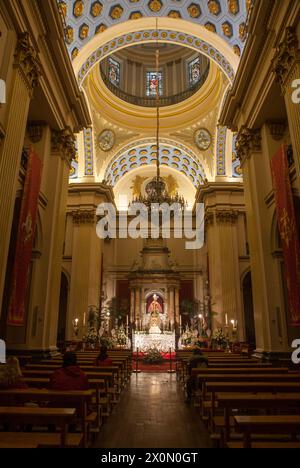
[188,57,201,87]
[146,71,163,97]
[108,57,120,87]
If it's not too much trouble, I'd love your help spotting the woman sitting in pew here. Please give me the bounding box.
[48,352,89,391]
[94,346,113,367]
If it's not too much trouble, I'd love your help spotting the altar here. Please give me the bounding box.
[133,331,176,353]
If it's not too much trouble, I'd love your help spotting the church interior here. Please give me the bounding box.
[0,0,300,450]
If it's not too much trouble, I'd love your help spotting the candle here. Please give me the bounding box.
[225,314,228,326]
[83,313,86,326]
[126,315,129,326]
[180,315,182,327]
[75,318,79,326]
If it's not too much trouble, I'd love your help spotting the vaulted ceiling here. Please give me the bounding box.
[58,0,251,61]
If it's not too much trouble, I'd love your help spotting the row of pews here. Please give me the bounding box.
[0,350,132,448]
[176,350,300,449]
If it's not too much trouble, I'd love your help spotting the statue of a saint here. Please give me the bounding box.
[148,294,163,334]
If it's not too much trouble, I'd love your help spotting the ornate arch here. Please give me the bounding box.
[104,139,207,187]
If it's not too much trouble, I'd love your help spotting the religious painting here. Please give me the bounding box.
[146,71,163,97]
[108,57,120,87]
[188,57,201,86]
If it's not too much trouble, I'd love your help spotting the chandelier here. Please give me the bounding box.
[131,24,186,210]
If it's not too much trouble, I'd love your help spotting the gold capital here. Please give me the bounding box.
[14,33,41,95]
[273,27,299,91]
[236,127,262,164]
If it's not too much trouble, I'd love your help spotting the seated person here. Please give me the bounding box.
[186,349,208,404]
[94,346,113,367]
[48,352,89,391]
[0,356,28,389]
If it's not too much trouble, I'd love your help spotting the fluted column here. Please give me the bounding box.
[206,209,242,336]
[45,129,76,349]
[0,33,40,312]
[175,288,180,326]
[67,208,101,340]
[130,289,135,324]
[134,288,140,325]
[273,27,300,182]
[169,287,175,324]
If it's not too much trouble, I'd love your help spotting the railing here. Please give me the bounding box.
[100,63,210,108]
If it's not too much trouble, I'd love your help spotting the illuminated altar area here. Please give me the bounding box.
[129,238,181,352]
[133,331,176,353]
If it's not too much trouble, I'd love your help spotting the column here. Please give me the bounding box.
[130,289,135,324]
[205,210,242,335]
[44,130,76,350]
[67,208,101,340]
[135,288,140,325]
[273,27,300,184]
[236,126,289,354]
[175,288,180,326]
[169,287,175,325]
[0,33,40,311]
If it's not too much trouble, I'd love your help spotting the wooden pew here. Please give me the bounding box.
[0,432,83,448]
[234,415,300,448]
[0,406,78,448]
[215,393,300,444]
[0,389,93,448]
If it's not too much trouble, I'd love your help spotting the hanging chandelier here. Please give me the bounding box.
[131,23,186,210]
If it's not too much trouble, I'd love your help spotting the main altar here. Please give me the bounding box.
[129,238,181,352]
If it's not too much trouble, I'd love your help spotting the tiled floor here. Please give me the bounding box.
[95,373,211,448]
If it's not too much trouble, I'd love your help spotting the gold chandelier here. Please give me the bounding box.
[131,22,186,209]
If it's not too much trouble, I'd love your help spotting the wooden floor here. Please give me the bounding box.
[95,373,211,448]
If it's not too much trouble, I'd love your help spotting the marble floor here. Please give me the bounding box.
[95,373,211,449]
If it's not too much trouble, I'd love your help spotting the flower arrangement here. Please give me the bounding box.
[143,347,164,364]
[212,328,227,349]
[84,327,98,348]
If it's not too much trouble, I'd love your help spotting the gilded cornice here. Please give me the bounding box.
[236,126,262,164]
[273,27,299,91]
[14,33,41,95]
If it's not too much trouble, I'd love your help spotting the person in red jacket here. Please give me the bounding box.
[49,352,89,391]
[94,346,113,367]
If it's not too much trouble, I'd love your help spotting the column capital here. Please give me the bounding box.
[215,210,239,225]
[51,128,76,165]
[236,126,262,164]
[273,27,299,90]
[71,209,96,225]
[14,33,41,95]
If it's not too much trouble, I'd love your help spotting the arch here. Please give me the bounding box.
[104,139,207,188]
[73,18,239,85]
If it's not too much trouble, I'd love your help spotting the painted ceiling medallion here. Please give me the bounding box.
[148,0,163,13]
[98,130,116,152]
[91,2,103,17]
[73,0,84,18]
[208,0,222,15]
[194,128,212,151]
[187,3,201,18]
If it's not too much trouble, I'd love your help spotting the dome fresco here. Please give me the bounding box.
[58,0,250,60]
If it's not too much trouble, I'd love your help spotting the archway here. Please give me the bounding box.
[242,271,256,347]
[57,271,70,350]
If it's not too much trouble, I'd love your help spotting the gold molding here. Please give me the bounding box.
[13,33,41,96]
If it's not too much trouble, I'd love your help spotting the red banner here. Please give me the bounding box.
[7,147,43,326]
[271,146,300,327]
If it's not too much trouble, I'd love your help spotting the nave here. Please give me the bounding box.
[95,373,211,449]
